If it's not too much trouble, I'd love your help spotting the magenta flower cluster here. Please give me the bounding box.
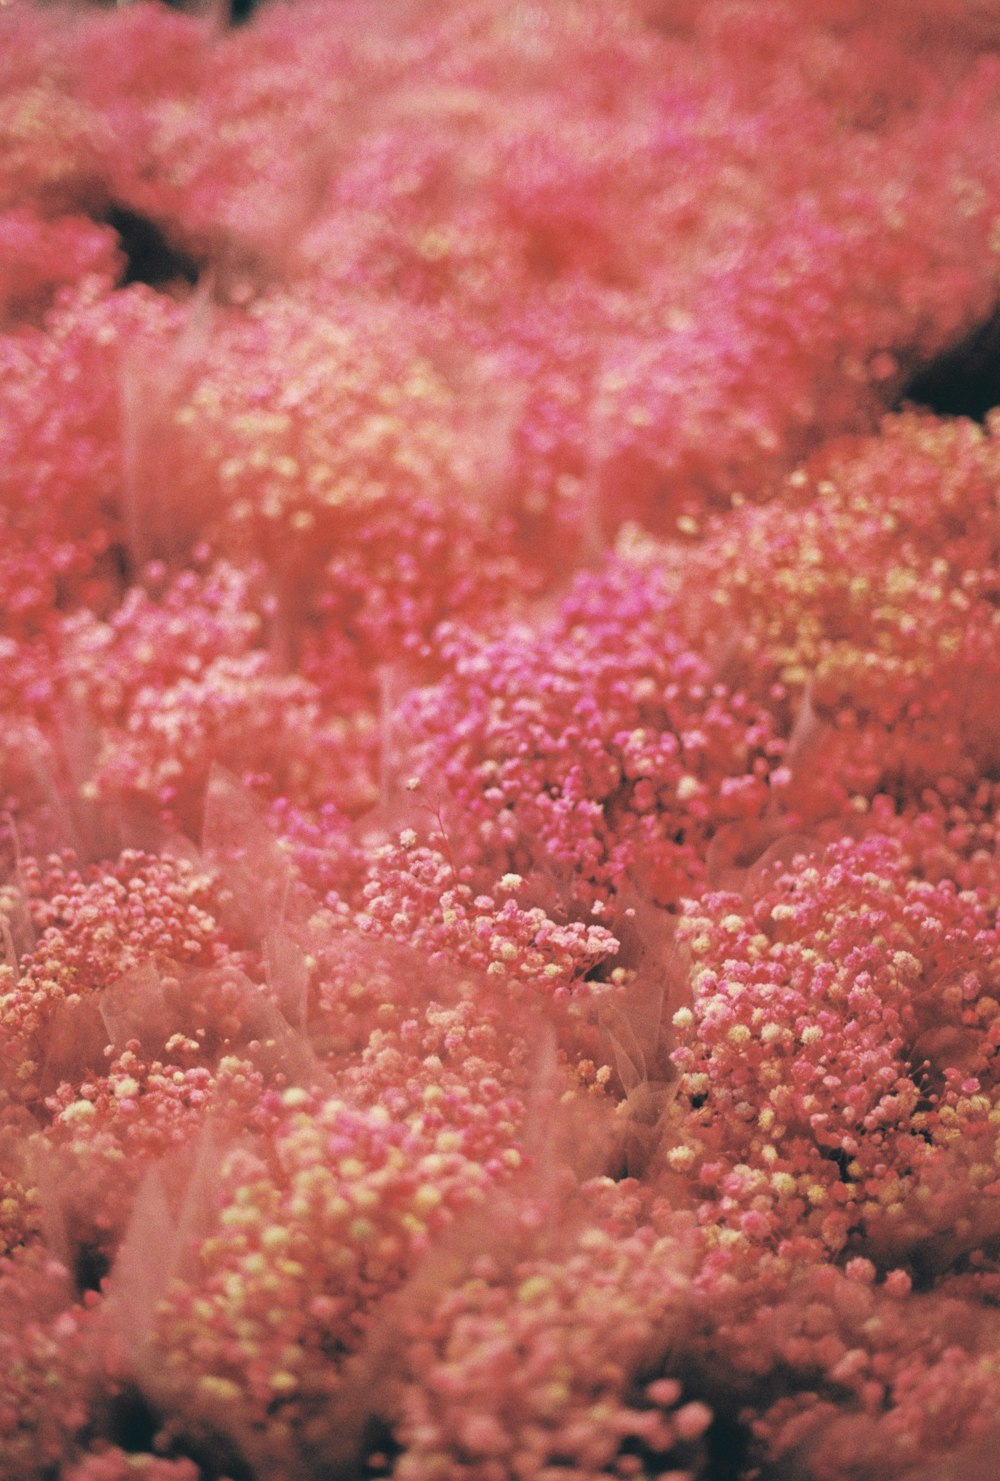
[3,2,1000,1478]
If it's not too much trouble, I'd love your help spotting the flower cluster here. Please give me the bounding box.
[665,835,1000,1258]
[0,1248,96,1480]
[388,1180,706,1481]
[3,1,1000,1478]
[651,410,1000,799]
[355,833,617,992]
[402,584,781,911]
[123,994,537,1476]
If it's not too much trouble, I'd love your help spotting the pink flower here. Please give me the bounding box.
[2,1,1000,1476]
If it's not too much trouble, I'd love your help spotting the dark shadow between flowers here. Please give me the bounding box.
[102,1385,255,1481]
[152,0,261,23]
[106,1387,158,1457]
[703,1410,752,1481]
[613,1408,749,1481]
[73,1241,111,1297]
[902,302,1000,421]
[105,205,201,291]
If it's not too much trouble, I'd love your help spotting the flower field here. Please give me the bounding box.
[3,2,1000,1477]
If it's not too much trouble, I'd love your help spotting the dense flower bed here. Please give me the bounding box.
[4,1,1000,1477]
